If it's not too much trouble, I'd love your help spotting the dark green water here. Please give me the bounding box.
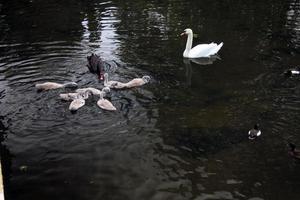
[0,0,300,199]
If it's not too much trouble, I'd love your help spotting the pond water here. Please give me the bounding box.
[0,0,300,199]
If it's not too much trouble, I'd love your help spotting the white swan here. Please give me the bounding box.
[181,28,223,58]
[124,76,151,88]
[97,91,116,111]
[104,73,127,89]
[35,82,78,91]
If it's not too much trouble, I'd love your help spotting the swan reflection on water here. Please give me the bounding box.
[183,56,219,86]
[184,55,220,66]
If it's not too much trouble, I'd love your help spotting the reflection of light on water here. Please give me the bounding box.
[286,0,300,47]
[146,9,169,40]
[80,4,121,61]
[81,16,90,42]
[96,6,121,61]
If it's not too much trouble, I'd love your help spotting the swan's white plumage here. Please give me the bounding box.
[182,28,223,58]
[188,43,223,58]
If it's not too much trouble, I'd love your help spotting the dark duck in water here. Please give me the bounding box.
[288,143,300,160]
[284,67,300,77]
[87,53,105,81]
[248,124,261,140]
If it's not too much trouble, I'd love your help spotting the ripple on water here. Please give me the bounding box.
[0,41,91,90]
[2,0,300,200]
[286,1,300,48]
[194,191,236,200]
[246,69,300,142]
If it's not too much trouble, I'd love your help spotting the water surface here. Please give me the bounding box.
[1,0,300,200]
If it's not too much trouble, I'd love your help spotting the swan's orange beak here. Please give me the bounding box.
[180,32,186,37]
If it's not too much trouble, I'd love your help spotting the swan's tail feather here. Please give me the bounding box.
[218,42,223,49]
[215,42,223,53]
[209,42,223,56]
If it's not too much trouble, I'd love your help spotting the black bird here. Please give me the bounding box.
[87,53,105,80]
[248,124,261,140]
[288,143,300,160]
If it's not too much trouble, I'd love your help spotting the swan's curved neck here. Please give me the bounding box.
[63,82,77,88]
[104,75,108,85]
[184,33,193,57]
[186,33,193,50]
[83,91,90,99]
[99,92,104,99]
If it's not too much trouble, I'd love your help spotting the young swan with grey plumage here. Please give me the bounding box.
[104,73,127,89]
[68,90,91,111]
[35,82,78,91]
[75,87,102,96]
[97,87,116,111]
[59,92,81,101]
[124,75,151,88]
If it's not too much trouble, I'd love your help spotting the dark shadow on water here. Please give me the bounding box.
[184,56,219,66]
[0,0,300,200]
[183,57,219,87]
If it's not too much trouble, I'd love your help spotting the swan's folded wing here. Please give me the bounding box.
[189,43,218,58]
[76,87,101,95]
[69,99,85,111]
[35,82,62,90]
[207,42,223,56]
[97,99,117,111]
[59,93,79,101]
[124,78,141,88]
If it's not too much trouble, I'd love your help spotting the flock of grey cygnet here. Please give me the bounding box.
[35,72,151,112]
